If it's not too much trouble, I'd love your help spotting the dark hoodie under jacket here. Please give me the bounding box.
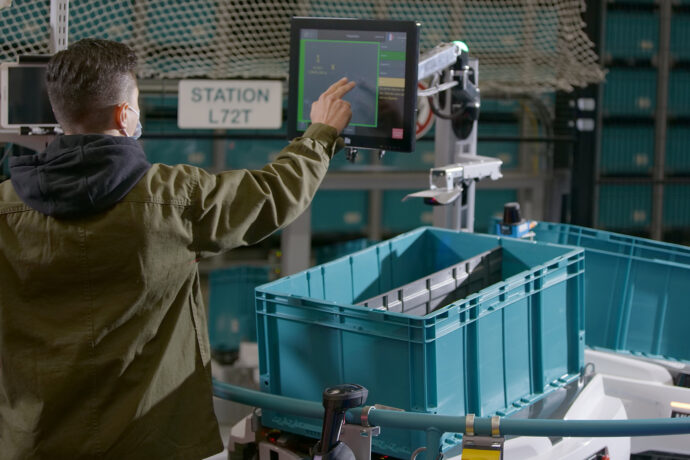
[9,134,151,218]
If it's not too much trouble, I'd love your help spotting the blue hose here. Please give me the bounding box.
[213,380,690,438]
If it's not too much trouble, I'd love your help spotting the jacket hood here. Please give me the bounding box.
[10,134,151,218]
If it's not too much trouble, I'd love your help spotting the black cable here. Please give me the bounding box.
[426,94,465,121]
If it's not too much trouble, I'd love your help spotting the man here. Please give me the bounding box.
[0,38,354,459]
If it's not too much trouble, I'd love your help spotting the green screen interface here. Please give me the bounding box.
[296,28,408,141]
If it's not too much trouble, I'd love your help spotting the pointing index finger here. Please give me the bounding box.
[323,77,349,96]
[331,80,356,99]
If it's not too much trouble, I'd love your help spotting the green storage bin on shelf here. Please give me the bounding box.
[481,98,520,115]
[669,71,690,117]
[600,124,654,175]
[666,125,690,175]
[534,222,690,365]
[381,190,434,234]
[604,10,658,60]
[256,227,584,458]
[475,189,519,233]
[141,120,213,167]
[478,122,520,170]
[225,139,285,170]
[671,13,690,62]
[598,184,652,230]
[602,68,656,117]
[663,184,690,228]
[381,140,436,170]
[311,190,368,234]
[208,266,271,353]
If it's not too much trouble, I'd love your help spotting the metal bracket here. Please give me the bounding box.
[461,435,505,460]
[340,423,381,460]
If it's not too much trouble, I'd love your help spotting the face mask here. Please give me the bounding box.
[122,106,142,140]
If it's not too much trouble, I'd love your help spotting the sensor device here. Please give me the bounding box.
[287,17,419,152]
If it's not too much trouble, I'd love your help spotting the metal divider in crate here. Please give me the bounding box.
[359,248,503,316]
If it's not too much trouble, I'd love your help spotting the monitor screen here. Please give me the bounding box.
[287,18,419,152]
[0,63,58,128]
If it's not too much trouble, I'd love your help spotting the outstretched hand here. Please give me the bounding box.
[309,78,356,135]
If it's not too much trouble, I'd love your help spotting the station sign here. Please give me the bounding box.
[178,80,282,129]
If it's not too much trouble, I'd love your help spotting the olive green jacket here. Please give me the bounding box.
[0,123,342,459]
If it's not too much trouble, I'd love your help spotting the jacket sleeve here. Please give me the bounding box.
[188,123,343,256]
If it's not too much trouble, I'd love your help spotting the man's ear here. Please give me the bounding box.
[115,103,128,131]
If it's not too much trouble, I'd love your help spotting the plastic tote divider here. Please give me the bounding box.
[255,227,584,458]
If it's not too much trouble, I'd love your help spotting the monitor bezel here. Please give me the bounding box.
[0,62,60,129]
[287,17,419,153]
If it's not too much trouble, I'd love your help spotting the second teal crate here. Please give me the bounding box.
[534,222,690,364]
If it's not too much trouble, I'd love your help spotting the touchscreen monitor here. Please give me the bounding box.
[287,18,419,152]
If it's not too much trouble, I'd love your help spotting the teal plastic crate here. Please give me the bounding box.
[600,124,654,175]
[602,68,656,117]
[381,190,434,233]
[666,125,690,175]
[475,189,519,233]
[256,227,584,458]
[533,222,690,364]
[478,122,520,170]
[669,71,690,117]
[671,13,690,61]
[208,266,271,353]
[604,10,658,60]
[311,190,368,234]
[663,184,690,228]
[598,184,652,230]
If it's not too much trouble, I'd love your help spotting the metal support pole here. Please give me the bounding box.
[652,0,672,240]
[50,0,69,53]
[433,69,455,229]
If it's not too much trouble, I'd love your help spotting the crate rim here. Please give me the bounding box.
[256,227,584,325]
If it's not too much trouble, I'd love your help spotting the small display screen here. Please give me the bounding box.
[6,65,58,126]
[288,18,419,152]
